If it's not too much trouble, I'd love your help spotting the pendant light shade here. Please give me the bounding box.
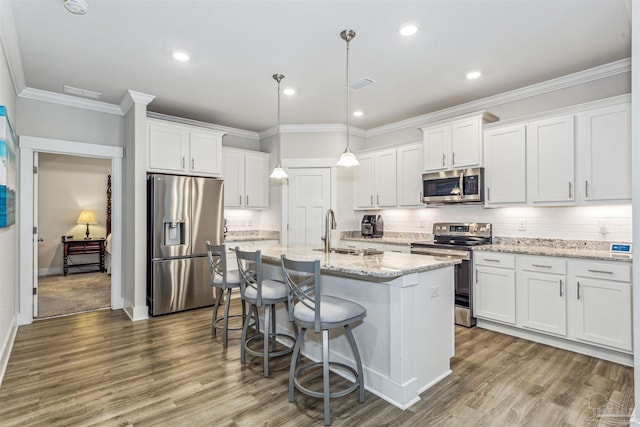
[337,29,359,167]
[270,73,288,179]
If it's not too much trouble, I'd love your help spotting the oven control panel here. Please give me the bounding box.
[433,222,492,238]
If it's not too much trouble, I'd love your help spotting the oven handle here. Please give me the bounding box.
[459,171,465,200]
[411,248,471,261]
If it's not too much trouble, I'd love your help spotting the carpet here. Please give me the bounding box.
[37,272,111,318]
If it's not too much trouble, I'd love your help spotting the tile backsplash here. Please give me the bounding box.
[366,204,632,243]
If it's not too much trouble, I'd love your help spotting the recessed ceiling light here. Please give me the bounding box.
[353,110,364,117]
[399,23,418,37]
[172,51,190,62]
[64,0,88,15]
[283,87,296,96]
[466,71,482,80]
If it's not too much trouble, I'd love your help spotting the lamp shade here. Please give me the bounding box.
[77,210,97,224]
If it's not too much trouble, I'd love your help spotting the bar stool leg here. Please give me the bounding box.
[263,305,270,377]
[322,329,331,426]
[212,287,223,337]
[270,304,277,352]
[345,325,365,402]
[222,288,232,348]
[241,304,255,364]
[289,327,306,402]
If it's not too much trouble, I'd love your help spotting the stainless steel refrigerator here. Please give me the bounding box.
[147,174,224,316]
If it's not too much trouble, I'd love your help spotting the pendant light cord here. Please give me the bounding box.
[345,36,350,151]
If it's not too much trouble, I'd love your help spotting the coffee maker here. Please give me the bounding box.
[361,215,383,238]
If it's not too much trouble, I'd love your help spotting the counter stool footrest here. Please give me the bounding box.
[293,361,360,399]
[244,333,296,358]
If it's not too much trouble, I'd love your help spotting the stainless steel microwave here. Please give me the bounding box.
[422,167,485,204]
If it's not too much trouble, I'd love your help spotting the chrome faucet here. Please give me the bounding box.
[321,208,337,253]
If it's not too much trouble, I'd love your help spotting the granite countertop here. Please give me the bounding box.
[341,236,413,246]
[225,231,279,243]
[243,244,460,279]
[475,243,632,263]
[341,231,431,246]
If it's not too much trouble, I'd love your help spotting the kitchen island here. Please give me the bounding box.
[246,244,460,409]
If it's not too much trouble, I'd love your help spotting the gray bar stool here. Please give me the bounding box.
[280,255,366,426]
[235,248,296,377]
[206,241,246,348]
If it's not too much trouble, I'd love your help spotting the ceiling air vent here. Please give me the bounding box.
[349,77,376,91]
[63,85,102,99]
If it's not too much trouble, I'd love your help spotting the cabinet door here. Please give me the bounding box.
[354,154,375,208]
[397,144,424,206]
[575,278,632,352]
[484,124,526,204]
[423,125,450,171]
[450,118,481,168]
[374,149,397,207]
[580,103,631,201]
[244,152,269,208]
[474,265,516,325]
[189,131,222,176]
[527,115,575,203]
[148,122,189,172]
[518,271,567,336]
[221,149,244,207]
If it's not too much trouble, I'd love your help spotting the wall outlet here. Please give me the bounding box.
[599,221,608,234]
[518,219,527,231]
[430,286,440,298]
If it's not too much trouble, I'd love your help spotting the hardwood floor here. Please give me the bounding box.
[0,302,633,426]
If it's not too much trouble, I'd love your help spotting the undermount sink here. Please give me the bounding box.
[313,247,384,256]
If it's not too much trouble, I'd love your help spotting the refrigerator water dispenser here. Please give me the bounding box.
[164,221,185,246]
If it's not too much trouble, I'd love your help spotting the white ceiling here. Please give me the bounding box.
[9,0,631,132]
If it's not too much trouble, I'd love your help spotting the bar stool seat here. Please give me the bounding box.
[281,255,366,426]
[236,248,297,377]
[206,241,249,348]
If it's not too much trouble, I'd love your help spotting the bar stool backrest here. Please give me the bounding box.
[280,255,322,332]
[205,241,228,288]
[235,248,263,306]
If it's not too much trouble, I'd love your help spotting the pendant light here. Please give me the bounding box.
[336,29,360,167]
[270,73,288,179]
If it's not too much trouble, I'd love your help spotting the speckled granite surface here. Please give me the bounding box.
[341,231,431,246]
[476,237,632,263]
[225,231,279,242]
[244,244,460,279]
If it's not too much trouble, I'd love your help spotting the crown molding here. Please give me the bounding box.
[0,1,26,96]
[259,124,367,140]
[147,111,259,140]
[366,58,631,138]
[19,87,124,115]
[120,90,155,114]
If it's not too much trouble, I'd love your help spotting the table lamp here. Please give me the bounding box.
[77,210,97,240]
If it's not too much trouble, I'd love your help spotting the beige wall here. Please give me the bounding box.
[37,153,110,275]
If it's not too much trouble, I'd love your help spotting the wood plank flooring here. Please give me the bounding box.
[0,302,633,426]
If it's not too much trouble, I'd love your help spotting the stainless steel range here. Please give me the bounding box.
[410,222,492,327]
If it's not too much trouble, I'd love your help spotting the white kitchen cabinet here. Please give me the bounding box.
[526,114,575,203]
[222,147,269,209]
[578,102,631,201]
[573,261,632,352]
[396,143,424,206]
[354,149,397,209]
[148,119,223,176]
[484,124,527,205]
[517,256,567,337]
[420,112,498,172]
[474,252,516,325]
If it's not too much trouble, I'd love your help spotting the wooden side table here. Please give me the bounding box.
[61,237,106,276]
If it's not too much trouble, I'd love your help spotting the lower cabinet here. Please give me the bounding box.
[474,252,632,355]
[474,252,516,325]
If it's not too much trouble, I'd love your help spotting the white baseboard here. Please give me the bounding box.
[123,302,149,321]
[0,315,18,387]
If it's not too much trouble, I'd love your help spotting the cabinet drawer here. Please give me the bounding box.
[574,260,631,282]
[519,256,566,274]
[474,252,515,268]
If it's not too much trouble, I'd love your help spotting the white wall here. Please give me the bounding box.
[37,153,110,275]
[0,1,18,385]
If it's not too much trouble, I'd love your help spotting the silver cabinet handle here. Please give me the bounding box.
[370,195,373,205]
[419,192,422,203]
[568,182,572,198]
[182,157,185,168]
[246,195,249,205]
[532,264,552,268]
[585,180,589,198]
[239,195,242,204]
[587,269,613,274]
[483,258,500,263]
[577,281,581,300]
[475,269,478,284]
[559,279,563,297]
[487,187,491,201]
[452,152,455,166]
[442,153,445,167]
[377,195,380,205]
[192,158,195,169]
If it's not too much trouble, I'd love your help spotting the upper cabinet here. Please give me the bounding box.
[578,103,631,202]
[526,114,575,204]
[354,148,397,209]
[222,147,269,209]
[148,119,223,177]
[484,124,527,205]
[420,112,498,172]
[397,143,424,207]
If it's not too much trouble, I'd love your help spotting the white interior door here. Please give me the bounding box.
[32,151,39,317]
[287,168,331,247]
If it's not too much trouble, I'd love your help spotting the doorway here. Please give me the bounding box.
[35,153,112,318]
[287,167,331,246]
